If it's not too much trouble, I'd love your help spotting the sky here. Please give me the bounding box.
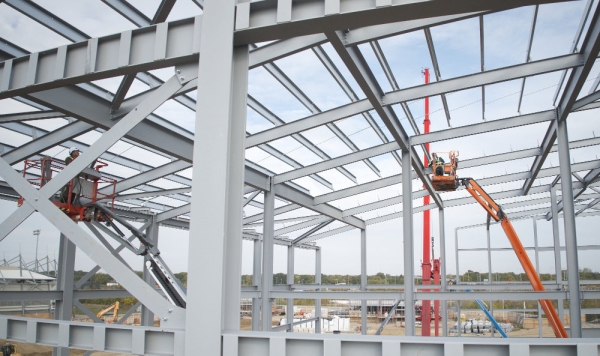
[0,0,599,282]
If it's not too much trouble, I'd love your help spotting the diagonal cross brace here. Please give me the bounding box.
[0,74,186,241]
[0,74,193,325]
[0,156,185,325]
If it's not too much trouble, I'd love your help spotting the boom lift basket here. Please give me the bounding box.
[431,150,459,191]
[17,157,117,222]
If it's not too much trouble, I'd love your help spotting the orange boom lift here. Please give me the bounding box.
[429,151,568,338]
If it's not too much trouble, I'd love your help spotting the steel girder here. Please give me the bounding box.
[523,4,600,194]
[232,0,575,44]
[0,0,599,351]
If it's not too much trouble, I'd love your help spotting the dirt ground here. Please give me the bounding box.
[243,315,599,338]
[0,340,128,356]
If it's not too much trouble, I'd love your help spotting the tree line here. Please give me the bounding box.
[73,268,599,289]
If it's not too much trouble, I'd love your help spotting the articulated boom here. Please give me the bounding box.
[459,178,568,338]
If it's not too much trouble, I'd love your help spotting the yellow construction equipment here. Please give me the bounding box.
[1,343,21,356]
[97,301,120,323]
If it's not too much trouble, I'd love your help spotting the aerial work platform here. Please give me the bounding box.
[430,151,568,338]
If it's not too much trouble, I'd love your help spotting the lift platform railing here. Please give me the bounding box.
[460,178,568,338]
[17,157,117,222]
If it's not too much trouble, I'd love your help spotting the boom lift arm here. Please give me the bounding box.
[87,203,187,308]
[459,178,568,338]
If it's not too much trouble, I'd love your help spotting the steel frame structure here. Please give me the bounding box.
[0,0,600,355]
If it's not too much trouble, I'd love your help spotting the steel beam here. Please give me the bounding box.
[303,181,600,242]
[243,203,300,225]
[114,187,191,201]
[232,0,572,45]
[260,57,381,178]
[250,34,328,68]
[0,77,188,325]
[273,183,365,229]
[523,5,600,194]
[0,110,65,124]
[315,44,403,166]
[101,0,151,27]
[546,167,600,219]
[385,54,581,107]
[0,17,202,99]
[274,141,397,184]
[102,160,191,195]
[1,118,195,192]
[292,219,334,245]
[152,0,177,24]
[0,316,184,355]
[246,95,358,184]
[423,27,451,127]
[246,54,580,147]
[326,30,442,207]
[275,216,328,237]
[3,0,87,42]
[1,120,94,165]
[411,110,555,145]
[257,141,334,190]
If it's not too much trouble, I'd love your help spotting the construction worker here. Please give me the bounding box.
[60,147,80,204]
[429,153,445,176]
[65,147,80,165]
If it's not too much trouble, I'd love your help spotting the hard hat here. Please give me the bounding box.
[69,147,80,155]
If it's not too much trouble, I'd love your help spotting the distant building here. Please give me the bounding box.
[0,266,56,315]
[0,266,56,291]
[106,281,119,287]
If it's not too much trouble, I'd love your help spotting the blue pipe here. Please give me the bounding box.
[467,290,508,338]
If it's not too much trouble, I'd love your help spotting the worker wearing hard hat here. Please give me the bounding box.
[65,147,80,165]
[429,153,445,176]
[60,147,81,205]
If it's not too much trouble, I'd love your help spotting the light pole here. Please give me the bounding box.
[33,229,40,272]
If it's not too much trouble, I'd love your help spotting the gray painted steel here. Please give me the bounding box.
[0,0,599,354]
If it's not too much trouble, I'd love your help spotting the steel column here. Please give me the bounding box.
[252,238,262,331]
[224,45,249,334]
[361,229,368,335]
[183,0,240,354]
[141,216,159,327]
[262,185,275,331]
[287,245,294,332]
[402,149,415,336]
[315,248,322,334]
[52,234,75,356]
[439,209,447,336]
[556,118,582,337]
[532,218,540,276]
[550,187,565,324]
[484,223,491,283]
